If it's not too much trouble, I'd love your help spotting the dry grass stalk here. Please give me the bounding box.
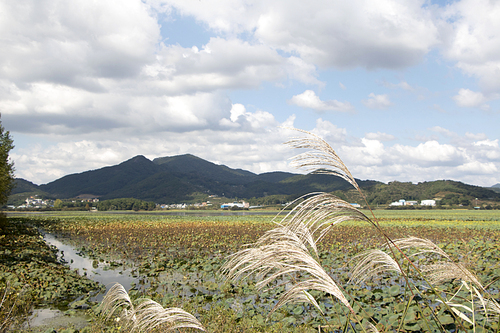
[390,237,450,259]
[98,283,206,332]
[349,249,403,284]
[274,192,374,248]
[99,283,134,322]
[420,262,482,288]
[222,224,352,313]
[283,128,361,193]
[132,300,206,332]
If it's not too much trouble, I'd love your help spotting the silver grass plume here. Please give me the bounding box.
[273,192,374,249]
[99,283,135,322]
[98,283,205,332]
[387,237,483,289]
[284,128,361,193]
[390,237,450,259]
[420,262,482,288]
[131,299,206,332]
[365,322,380,333]
[222,225,352,314]
[484,299,500,321]
[349,249,402,284]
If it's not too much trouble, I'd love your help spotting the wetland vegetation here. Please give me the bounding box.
[3,131,500,332]
[1,209,500,332]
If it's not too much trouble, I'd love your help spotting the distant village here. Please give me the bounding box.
[12,196,99,209]
[11,195,485,211]
[389,199,436,206]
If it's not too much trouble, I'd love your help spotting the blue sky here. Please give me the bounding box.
[1,0,499,187]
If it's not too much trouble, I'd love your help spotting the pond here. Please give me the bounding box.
[27,233,141,329]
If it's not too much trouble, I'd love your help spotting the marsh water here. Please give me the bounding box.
[28,233,140,329]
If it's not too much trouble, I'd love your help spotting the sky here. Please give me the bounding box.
[1,0,499,187]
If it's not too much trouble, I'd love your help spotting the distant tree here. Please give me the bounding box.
[0,116,15,206]
[54,199,63,209]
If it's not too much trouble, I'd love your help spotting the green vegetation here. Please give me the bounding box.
[0,216,103,331]
[0,116,15,206]
[4,130,500,332]
[1,210,497,332]
[97,198,156,211]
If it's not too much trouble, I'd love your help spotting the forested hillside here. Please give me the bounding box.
[7,154,500,208]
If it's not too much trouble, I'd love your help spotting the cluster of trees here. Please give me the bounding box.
[53,199,94,211]
[97,198,156,211]
[0,116,14,207]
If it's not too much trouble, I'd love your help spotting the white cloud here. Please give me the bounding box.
[159,0,439,69]
[457,161,498,175]
[392,141,464,166]
[285,56,324,87]
[430,126,456,138]
[362,93,393,109]
[288,90,354,112]
[310,119,347,144]
[365,132,396,141]
[152,37,285,93]
[442,0,500,92]
[0,0,160,88]
[452,88,489,109]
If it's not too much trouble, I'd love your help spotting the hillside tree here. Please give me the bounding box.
[0,116,15,205]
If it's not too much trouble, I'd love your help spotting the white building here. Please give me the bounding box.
[221,201,250,209]
[420,200,436,206]
[390,199,406,206]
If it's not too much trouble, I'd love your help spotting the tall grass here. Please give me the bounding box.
[97,283,206,332]
[98,129,500,332]
[221,129,500,332]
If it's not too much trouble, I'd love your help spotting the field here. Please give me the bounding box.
[2,209,500,332]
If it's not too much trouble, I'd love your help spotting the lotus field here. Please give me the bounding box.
[11,209,499,332]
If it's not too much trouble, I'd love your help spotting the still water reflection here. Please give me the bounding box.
[43,233,139,302]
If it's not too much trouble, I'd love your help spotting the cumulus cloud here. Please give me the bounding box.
[392,141,465,166]
[362,93,393,109]
[452,88,490,109]
[12,111,290,185]
[157,0,439,69]
[288,90,354,112]
[2,0,500,189]
[365,132,396,141]
[0,0,160,88]
[442,0,500,92]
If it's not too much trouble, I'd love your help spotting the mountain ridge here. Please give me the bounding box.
[9,154,500,205]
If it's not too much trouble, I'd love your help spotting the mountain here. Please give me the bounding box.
[490,183,500,193]
[8,154,500,205]
[39,155,161,198]
[10,154,359,203]
[11,179,43,195]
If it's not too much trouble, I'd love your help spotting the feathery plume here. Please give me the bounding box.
[349,249,403,284]
[390,237,450,259]
[421,262,482,288]
[275,192,374,248]
[284,128,361,193]
[222,225,352,313]
[132,300,206,332]
[99,283,134,322]
[98,283,205,332]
